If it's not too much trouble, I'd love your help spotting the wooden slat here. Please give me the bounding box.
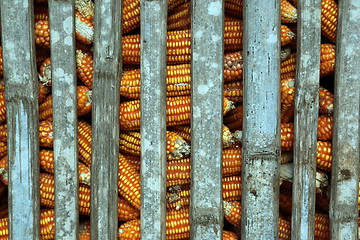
[139,0,168,239]
[241,0,281,239]
[189,0,224,239]
[48,1,79,239]
[329,0,360,238]
[291,0,322,239]
[90,0,122,239]
[0,1,40,239]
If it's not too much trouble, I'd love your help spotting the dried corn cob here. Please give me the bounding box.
[120,131,190,160]
[39,85,92,121]
[281,0,297,23]
[78,120,92,166]
[122,154,141,172]
[34,20,50,48]
[0,93,6,125]
[118,154,141,210]
[314,213,330,239]
[316,141,332,171]
[224,51,243,82]
[0,142,6,161]
[39,172,140,221]
[279,189,292,215]
[166,148,241,187]
[281,122,294,151]
[319,87,334,115]
[122,21,294,65]
[34,4,49,22]
[223,200,291,239]
[223,104,243,131]
[120,96,234,131]
[170,124,235,148]
[321,0,337,42]
[167,175,241,211]
[75,0,95,22]
[39,57,52,86]
[0,47,3,78]
[39,120,54,148]
[224,81,243,102]
[0,209,55,239]
[39,149,90,185]
[167,1,191,30]
[281,103,294,123]
[317,115,333,141]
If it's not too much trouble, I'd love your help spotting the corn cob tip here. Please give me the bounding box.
[280,47,292,61]
[224,99,235,114]
[79,171,90,186]
[169,137,191,160]
[223,128,235,148]
[233,130,242,143]
[316,171,328,190]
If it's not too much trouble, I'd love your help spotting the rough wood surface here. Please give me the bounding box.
[189,0,224,239]
[48,1,79,239]
[241,0,281,239]
[139,0,168,239]
[329,0,360,239]
[291,0,321,239]
[0,1,40,239]
[90,0,122,239]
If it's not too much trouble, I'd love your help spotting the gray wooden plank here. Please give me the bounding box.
[0,1,40,239]
[329,0,360,238]
[90,0,122,239]
[139,0,168,239]
[48,1,79,239]
[189,0,224,239]
[291,0,322,239]
[241,0,281,239]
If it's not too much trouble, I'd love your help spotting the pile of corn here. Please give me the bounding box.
[0,0,346,239]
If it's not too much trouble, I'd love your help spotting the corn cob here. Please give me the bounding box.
[122,154,141,172]
[169,124,235,148]
[122,21,294,65]
[167,175,241,211]
[35,46,51,67]
[39,120,54,148]
[39,57,52,86]
[120,96,234,131]
[224,51,243,82]
[321,0,338,43]
[281,44,336,80]
[75,0,95,22]
[39,85,92,121]
[39,172,140,221]
[317,115,333,141]
[281,122,294,151]
[314,213,330,239]
[223,201,291,240]
[120,131,190,160]
[118,154,141,210]
[34,20,50,48]
[0,209,56,239]
[319,87,334,115]
[223,104,243,131]
[78,120,92,166]
[316,141,332,172]
[167,1,191,31]
[224,81,243,102]
[281,0,297,23]
[34,4,49,23]
[39,149,90,185]
[0,47,3,78]
[316,187,330,212]
[166,148,242,187]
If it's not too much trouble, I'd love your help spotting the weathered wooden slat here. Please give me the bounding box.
[329,0,360,238]
[139,0,168,239]
[0,1,40,239]
[90,0,122,239]
[241,0,281,239]
[189,0,224,239]
[291,0,322,239]
[48,1,79,239]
